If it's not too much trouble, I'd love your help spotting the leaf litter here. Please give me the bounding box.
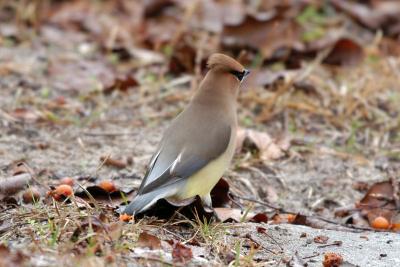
[1,0,400,266]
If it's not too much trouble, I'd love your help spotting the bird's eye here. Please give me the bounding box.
[230,70,244,81]
[230,69,250,81]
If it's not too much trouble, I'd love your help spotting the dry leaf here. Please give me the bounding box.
[171,242,193,263]
[222,16,301,59]
[137,231,161,250]
[314,235,329,244]
[357,180,398,228]
[323,38,364,66]
[0,245,27,267]
[236,128,289,160]
[214,208,243,222]
[103,74,138,94]
[9,108,43,123]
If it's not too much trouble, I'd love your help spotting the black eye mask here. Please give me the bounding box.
[230,69,250,81]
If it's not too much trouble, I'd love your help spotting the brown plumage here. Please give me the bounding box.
[207,53,245,72]
[123,53,250,215]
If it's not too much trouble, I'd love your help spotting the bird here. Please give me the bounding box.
[123,53,250,215]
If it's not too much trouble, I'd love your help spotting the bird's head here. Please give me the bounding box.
[207,53,250,84]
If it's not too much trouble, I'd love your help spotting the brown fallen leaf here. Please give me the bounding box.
[214,208,243,222]
[0,244,27,267]
[356,180,398,229]
[236,128,289,160]
[222,16,302,59]
[210,177,230,207]
[251,213,269,223]
[314,235,329,244]
[171,241,193,263]
[257,226,267,234]
[137,231,161,250]
[103,74,138,94]
[8,108,43,123]
[323,38,364,66]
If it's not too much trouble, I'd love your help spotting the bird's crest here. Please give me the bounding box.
[207,53,244,72]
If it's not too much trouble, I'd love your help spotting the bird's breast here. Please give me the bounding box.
[177,128,236,199]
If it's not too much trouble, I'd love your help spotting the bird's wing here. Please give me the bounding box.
[137,122,232,195]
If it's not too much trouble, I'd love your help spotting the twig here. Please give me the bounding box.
[318,241,342,248]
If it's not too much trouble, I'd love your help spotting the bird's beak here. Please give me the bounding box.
[243,69,250,78]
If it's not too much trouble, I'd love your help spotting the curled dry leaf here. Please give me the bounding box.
[314,235,329,244]
[137,231,161,250]
[103,74,138,94]
[236,128,289,160]
[210,177,230,207]
[214,208,243,222]
[323,38,364,66]
[251,212,269,223]
[171,241,193,263]
[356,180,398,229]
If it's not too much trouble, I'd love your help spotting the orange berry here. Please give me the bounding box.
[22,188,41,203]
[391,223,400,232]
[119,213,133,222]
[59,177,74,186]
[55,184,73,197]
[99,180,117,193]
[371,216,390,229]
[287,214,296,223]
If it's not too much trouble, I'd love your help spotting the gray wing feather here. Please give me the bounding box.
[138,122,232,195]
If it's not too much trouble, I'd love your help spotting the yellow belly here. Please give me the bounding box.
[176,133,236,199]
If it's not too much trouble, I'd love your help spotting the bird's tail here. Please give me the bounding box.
[123,186,178,215]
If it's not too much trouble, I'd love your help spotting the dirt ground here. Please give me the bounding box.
[1,1,400,266]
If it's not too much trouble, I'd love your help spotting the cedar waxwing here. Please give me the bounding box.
[123,53,250,215]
